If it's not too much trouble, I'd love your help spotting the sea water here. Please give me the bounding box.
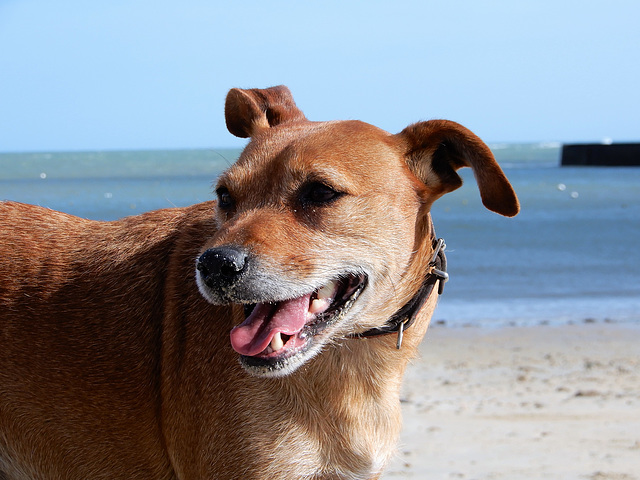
[1,144,639,327]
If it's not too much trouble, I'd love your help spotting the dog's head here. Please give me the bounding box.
[196,86,519,377]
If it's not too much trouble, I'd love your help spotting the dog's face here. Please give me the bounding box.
[196,86,519,377]
[197,121,424,376]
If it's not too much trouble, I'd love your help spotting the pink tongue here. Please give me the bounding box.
[229,293,312,356]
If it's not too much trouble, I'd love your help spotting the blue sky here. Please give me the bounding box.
[1,0,638,152]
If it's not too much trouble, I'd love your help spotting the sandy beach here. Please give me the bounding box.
[382,323,640,480]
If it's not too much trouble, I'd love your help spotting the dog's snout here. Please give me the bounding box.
[197,247,248,288]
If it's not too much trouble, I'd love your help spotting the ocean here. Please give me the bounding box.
[2,144,639,328]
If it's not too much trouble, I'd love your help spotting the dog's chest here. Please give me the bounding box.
[241,406,393,480]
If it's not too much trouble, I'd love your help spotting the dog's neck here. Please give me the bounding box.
[256,246,440,478]
[258,291,438,479]
[351,236,446,347]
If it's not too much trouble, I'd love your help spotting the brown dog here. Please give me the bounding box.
[0,86,518,479]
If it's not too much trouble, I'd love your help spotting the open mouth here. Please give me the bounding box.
[229,273,367,373]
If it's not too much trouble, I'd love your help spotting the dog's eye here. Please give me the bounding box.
[300,182,342,206]
[216,187,234,210]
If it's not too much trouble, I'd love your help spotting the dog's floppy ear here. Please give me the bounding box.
[397,120,519,217]
[225,85,307,138]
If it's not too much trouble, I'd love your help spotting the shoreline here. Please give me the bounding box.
[382,323,640,480]
[431,296,640,330]
[429,316,640,329]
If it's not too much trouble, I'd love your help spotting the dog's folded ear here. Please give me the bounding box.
[397,120,520,217]
[225,86,307,138]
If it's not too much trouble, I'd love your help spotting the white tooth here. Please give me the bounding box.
[270,332,284,352]
[317,280,338,301]
[309,298,328,315]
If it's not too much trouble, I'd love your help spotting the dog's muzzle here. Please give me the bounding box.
[195,244,369,377]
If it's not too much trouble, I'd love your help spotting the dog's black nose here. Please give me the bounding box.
[197,247,248,288]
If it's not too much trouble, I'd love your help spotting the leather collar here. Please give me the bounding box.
[350,238,448,349]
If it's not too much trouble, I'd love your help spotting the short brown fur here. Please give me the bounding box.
[0,86,518,479]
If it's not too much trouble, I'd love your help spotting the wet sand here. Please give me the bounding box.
[382,323,640,480]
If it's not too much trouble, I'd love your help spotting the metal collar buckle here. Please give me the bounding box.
[394,238,448,349]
